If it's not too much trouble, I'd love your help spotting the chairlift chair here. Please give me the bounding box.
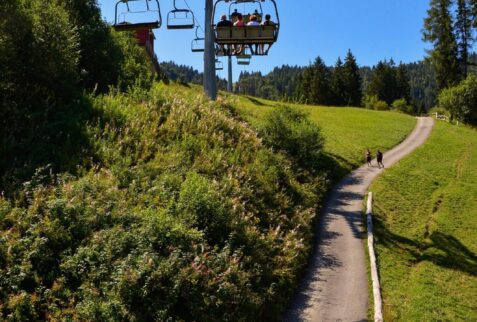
[215,59,224,70]
[167,0,195,29]
[236,55,251,65]
[114,0,162,31]
[191,26,205,52]
[212,0,280,55]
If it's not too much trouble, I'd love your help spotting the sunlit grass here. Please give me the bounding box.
[230,93,416,174]
[370,122,477,321]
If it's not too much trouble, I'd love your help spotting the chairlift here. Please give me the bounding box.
[237,55,251,66]
[191,26,205,52]
[216,59,224,70]
[212,0,280,56]
[114,0,162,31]
[167,0,195,29]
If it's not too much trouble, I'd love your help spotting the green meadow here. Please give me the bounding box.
[231,94,416,174]
[370,121,477,321]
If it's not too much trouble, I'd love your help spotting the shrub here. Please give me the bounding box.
[392,98,413,114]
[0,84,325,321]
[261,106,325,172]
[363,95,389,110]
[438,74,477,125]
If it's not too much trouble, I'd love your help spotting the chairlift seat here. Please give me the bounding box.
[215,25,277,45]
[114,21,160,31]
[167,9,195,29]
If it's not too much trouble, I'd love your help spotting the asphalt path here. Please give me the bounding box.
[284,117,435,322]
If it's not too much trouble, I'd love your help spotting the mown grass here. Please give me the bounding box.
[370,121,477,321]
[229,94,416,175]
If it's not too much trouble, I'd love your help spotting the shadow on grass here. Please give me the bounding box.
[374,217,477,276]
[247,96,268,106]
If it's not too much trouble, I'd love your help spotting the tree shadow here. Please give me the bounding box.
[246,96,268,106]
[374,217,477,276]
[0,96,95,197]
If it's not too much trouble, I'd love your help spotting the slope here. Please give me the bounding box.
[370,121,477,321]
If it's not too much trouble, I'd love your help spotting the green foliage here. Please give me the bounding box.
[392,98,413,114]
[0,0,156,194]
[0,83,325,321]
[298,56,332,105]
[438,74,477,124]
[364,95,389,111]
[113,31,154,91]
[423,0,461,90]
[343,50,363,106]
[261,106,325,172]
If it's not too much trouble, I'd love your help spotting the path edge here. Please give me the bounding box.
[366,192,383,322]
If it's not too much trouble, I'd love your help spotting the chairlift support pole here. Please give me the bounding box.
[204,0,217,100]
[227,56,233,92]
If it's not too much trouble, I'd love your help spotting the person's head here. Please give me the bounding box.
[237,13,243,20]
[250,15,257,21]
[265,14,271,21]
[221,14,227,21]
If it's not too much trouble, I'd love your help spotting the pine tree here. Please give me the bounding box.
[396,63,411,102]
[343,50,362,106]
[367,60,397,105]
[423,0,460,90]
[455,0,474,78]
[331,57,346,106]
[298,56,332,105]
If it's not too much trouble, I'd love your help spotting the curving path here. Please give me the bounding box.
[284,117,435,322]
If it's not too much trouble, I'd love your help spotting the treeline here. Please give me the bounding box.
[235,65,304,101]
[160,61,228,90]
[235,53,434,113]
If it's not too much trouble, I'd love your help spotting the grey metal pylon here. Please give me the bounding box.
[227,56,233,92]
[204,0,217,100]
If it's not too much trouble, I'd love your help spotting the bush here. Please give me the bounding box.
[0,84,326,321]
[392,98,413,114]
[363,95,389,110]
[261,106,325,172]
[438,74,477,125]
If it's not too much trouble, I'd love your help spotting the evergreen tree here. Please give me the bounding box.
[298,57,330,105]
[455,0,474,77]
[331,57,346,106]
[343,50,362,106]
[423,0,460,90]
[396,63,411,102]
[367,60,397,105]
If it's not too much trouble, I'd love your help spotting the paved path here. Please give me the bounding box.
[284,117,435,322]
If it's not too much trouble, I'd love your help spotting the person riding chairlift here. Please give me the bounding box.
[247,15,260,54]
[217,14,232,55]
[260,14,275,55]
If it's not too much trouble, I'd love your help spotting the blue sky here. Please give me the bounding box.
[97,0,432,79]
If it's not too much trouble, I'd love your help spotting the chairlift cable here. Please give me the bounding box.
[184,0,205,35]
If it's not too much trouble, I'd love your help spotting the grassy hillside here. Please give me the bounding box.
[231,95,416,174]
[0,82,417,321]
[370,122,477,321]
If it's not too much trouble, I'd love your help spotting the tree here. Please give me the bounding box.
[330,57,346,106]
[298,56,332,105]
[395,63,411,102]
[455,0,474,77]
[343,50,362,106]
[423,0,460,90]
[438,74,477,124]
[367,60,397,105]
